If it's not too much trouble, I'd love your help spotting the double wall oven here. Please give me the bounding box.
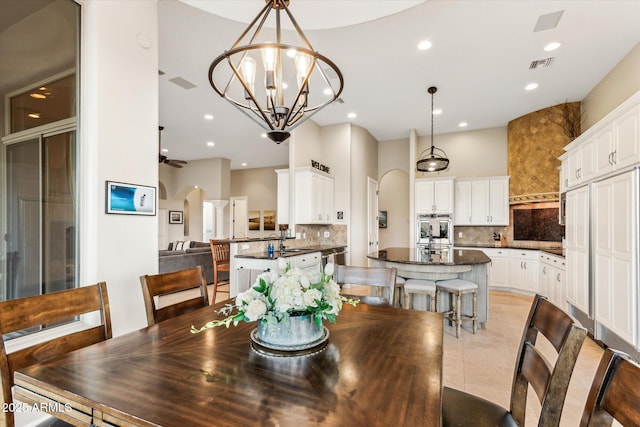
[416,213,453,255]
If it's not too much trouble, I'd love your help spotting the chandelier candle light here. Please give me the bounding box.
[191,259,358,356]
[208,0,344,143]
[416,86,450,172]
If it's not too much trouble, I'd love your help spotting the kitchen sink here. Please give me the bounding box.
[281,248,307,253]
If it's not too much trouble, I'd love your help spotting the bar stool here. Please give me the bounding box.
[394,276,406,308]
[403,279,437,311]
[436,278,478,337]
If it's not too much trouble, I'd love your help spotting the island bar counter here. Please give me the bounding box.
[368,247,491,326]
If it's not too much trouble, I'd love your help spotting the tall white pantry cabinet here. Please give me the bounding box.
[561,90,640,356]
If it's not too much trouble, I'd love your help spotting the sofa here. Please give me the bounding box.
[158,241,224,285]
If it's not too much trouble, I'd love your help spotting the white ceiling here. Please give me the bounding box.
[159,0,640,170]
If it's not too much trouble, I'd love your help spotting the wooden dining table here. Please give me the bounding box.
[14,300,444,427]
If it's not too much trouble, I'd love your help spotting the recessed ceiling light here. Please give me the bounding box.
[282,82,289,89]
[206,141,215,147]
[525,82,539,91]
[417,40,432,50]
[544,42,561,51]
[347,112,357,119]
[286,49,297,58]
[204,114,214,120]
[30,93,46,99]
[433,109,442,115]
[260,133,267,138]
[28,112,40,119]
[323,88,332,95]
[458,122,468,127]
[161,148,169,153]
[241,162,248,167]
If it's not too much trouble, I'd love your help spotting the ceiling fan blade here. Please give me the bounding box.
[170,159,188,164]
[166,161,184,168]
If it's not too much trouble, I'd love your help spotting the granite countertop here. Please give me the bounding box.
[235,244,347,260]
[367,247,491,266]
[214,236,295,243]
[458,243,564,257]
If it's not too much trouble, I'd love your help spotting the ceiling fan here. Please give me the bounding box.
[158,126,187,168]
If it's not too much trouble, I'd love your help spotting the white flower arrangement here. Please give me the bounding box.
[191,259,358,333]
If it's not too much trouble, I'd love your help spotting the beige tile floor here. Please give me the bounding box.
[211,287,603,426]
[440,291,604,426]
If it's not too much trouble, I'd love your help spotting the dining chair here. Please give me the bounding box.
[334,265,397,306]
[210,240,230,294]
[442,294,587,427]
[580,348,640,426]
[140,265,210,326]
[0,282,111,427]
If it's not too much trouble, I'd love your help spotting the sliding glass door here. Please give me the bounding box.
[4,129,77,300]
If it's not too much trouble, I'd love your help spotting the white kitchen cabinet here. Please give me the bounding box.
[483,248,509,289]
[295,167,334,224]
[567,136,595,188]
[593,170,638,347]
[415,178,454,214]
[564,92,640,191]
[235,252,322,292]
[487,177,509,225]
[453,180,472,225]
[539,252,566,310]
[559,154,569,193]
[565,185,590,315]
[594,104,640,176]
[275,169,289,224]
[508,250,539,294]
[453,176,509,225]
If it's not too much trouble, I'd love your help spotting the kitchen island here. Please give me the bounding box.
[368,247,491,326]
[216,237,346,296]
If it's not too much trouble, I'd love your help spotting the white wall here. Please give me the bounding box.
[379,137,410,177]
[350,125,378,266]
[379,169,410,248]
[322,123,351,227]
[582,43,640,131]
[81,0,158,337]
[415,126,508,179]
[230,166,284,238]
[292,119,322,168]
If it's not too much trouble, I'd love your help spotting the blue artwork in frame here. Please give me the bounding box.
[105,181,156,215]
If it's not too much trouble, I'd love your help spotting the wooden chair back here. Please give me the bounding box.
[210,240,230,287]
[580,348,640,426]
[334,265,397,306]
[509,294,587,426]
[140,266,210,326]
[0,283,111,427]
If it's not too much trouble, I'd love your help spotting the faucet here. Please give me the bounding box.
[280,230,287,252]
[427,224,434,254]
[278,224,289,253]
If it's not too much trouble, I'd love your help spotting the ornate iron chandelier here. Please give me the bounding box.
[208,0,344,143]
[416,86,449,172]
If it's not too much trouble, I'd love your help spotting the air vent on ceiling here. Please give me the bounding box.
[169,77,196,90]
[529,57,555,69]
[533,10,564,32]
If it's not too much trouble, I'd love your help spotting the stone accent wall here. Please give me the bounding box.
[507,102,580,204]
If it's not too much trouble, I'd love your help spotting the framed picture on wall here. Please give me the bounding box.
[249,210,260,231]
[105,181,156,215]
[378,210,387,228]
[263,210,276,231]
[169,210,183,224]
